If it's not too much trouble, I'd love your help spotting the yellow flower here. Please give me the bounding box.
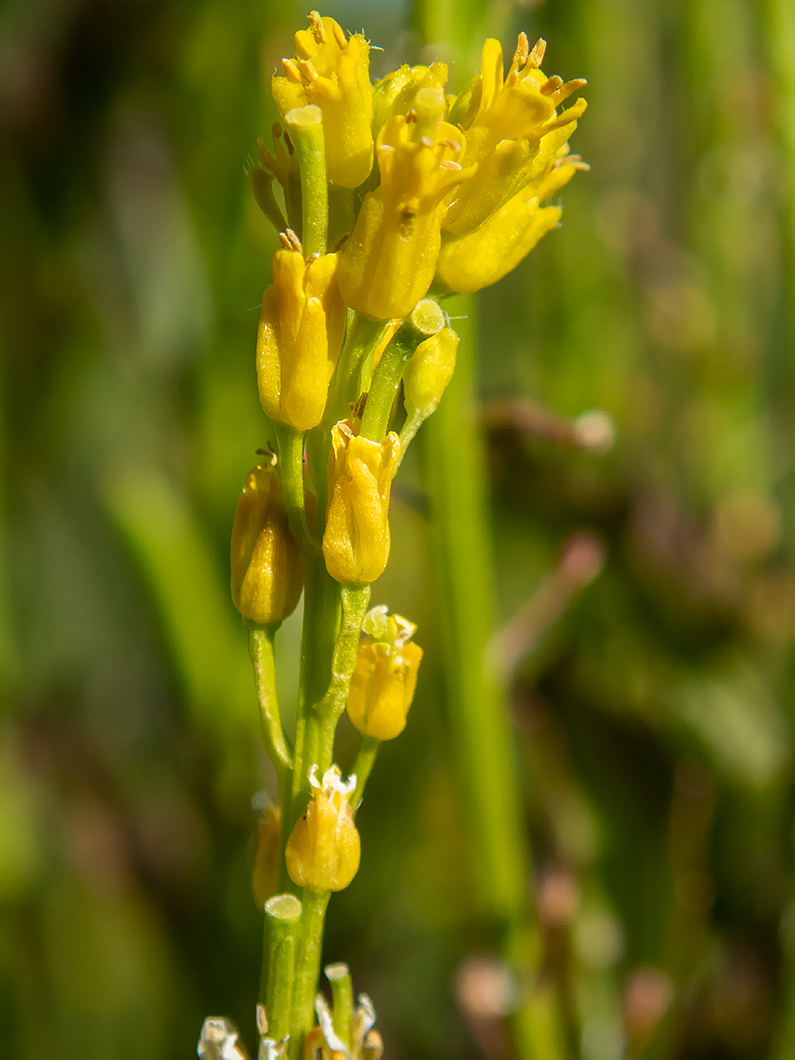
[256,230,346,432]
[337,87,473,320]
[273,12,373,188]
[347,611,423,740]
[436,153,587,294]
[230,460,304,625]
[322,420,400,584]
[285,765,361,891]
[444,34,586,235]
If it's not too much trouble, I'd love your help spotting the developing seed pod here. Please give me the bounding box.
[403,326,459,419]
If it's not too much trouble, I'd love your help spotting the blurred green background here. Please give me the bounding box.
[2,0,794,1057]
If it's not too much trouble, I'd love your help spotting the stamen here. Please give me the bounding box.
[512,32,530,71]
[555,77,587,103]
[297,58,318,83]
[528,37,547,68]
[282,228,303,253]
[282,58,302,83]
[541,75,564,97]
[332,20,348,48]
[308,10,326,43]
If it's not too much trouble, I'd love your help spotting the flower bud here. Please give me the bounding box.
[371,60,449,135]
[322,420,400,585]
[403,326,459,418]
[230,460,304,625]
[285,765,361,891]
[273,13,374,188]
[337,94,473,320]
[257,232,346,432]
[347,611,423,740]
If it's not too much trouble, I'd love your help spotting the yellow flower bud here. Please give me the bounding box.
[230,460,304,625]
[273,13,374,188]
[251,798,281,909]
[403,326,459,417]
[337,90,473,320]
[285,765,361,891]
[371,60,449,136]
[347,611,423,740]
[444,34,586,235]
[322,420,400,585]
[256,231,346,432]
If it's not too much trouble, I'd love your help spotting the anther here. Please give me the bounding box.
[308,10,326,43]
[528,37,547,68]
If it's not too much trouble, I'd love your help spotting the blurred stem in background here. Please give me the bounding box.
[423,298,565,1058]
[763,5,795,1058]
[414,0,567,1051]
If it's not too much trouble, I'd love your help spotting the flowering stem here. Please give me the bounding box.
[285,105,328,257]
[248,625,293,779]
[261,894,303,1041]
[351,735,380,808]
[289,887,331,1059]
[274,422,317,555]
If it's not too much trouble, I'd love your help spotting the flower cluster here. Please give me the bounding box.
[236,10,586,603]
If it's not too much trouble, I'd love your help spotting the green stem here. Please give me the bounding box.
[261,893,303,1041]
[283,577,369,881]
[289,888,331,1060]
[274,422,317,555]
[248,626,293,779]
[326,312,390,432]
[352,736,381,808]
[285,105,328,257]
[316,584,371,719]
[283,556,341,884]
[360,300,445,443]
[325,963,354,1049]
